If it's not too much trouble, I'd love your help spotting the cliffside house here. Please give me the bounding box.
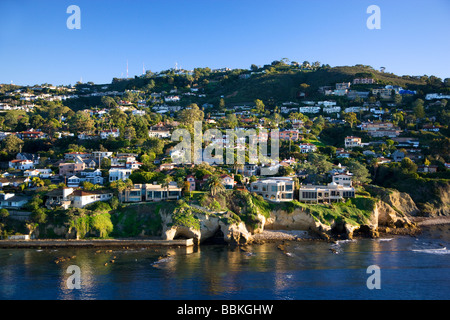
[331,172,353,187]
[70,190,113,208]
[250,177,294,202]
[299,183,355,203]
[119,183,182,203]
[45,188,113,209]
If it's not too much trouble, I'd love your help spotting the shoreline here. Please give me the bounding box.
[411,216,450,227]
[2,216,449,249]
[0,238,194,249]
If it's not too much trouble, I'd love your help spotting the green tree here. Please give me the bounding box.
[101,96,117,108]
[177,103,204,129]
[100,157,111,169]
[109,196,120,210]
[1,134,24,154]
[401,157,417,173]
[219,98,226,111]
[412,99,425,119]
[82,181,95,191]
[344,112,357,128]
[254,99,265,114]
[30,114,45,129]
[226,114,238,129]
[70,111,95,133]
[0,208,9,222]
[347,160,371,185]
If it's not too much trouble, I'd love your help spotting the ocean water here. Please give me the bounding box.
[0,225,449,300]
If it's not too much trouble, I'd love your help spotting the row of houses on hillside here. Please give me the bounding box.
[249,173,355,203]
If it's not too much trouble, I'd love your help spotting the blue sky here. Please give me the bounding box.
[1,0,449,86]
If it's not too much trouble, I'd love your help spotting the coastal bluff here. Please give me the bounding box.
[160,191,418,244]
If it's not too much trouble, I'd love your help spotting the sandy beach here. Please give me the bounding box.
[411,216,450,226]
[252,230,317,242]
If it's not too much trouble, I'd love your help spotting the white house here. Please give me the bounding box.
[299,106,321,114]
[108,168,133,182]
[148,128,171,139]
[23,168,53,179]
[250,177,294,202]
[317,101,337,107]
[299,143,317,153]
[336,148,351,158]
[111,155,136,167]
[332,172,353,187]
[92,151,113,161]
[126,161,142,170]
[323,106,341,114]
[67,169,104,187]
[100,129,120,139]
[0,193,30,209]
[220,174,236,189]
[299,183,355,203]
[69,190,113,208]
[164,95,180,102]
[9,159,34,170]
[132,110,146,116]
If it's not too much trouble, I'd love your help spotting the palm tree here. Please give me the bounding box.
[31,177,45,188]
[161,175,173,199]
[288,131,293,152]
[370,157,380,181]
[204,175,225,197]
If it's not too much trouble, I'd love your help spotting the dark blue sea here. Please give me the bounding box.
[0,225,449,300]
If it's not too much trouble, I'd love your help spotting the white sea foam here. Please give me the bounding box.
[152,257,172,266]
[334,239,356,246]
[412,247,449,255]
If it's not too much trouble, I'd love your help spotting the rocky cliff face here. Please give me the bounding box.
[427,184,450,216]
[160,210,252,245]
[34,192,421,243]
[373,200,414,228]
[365,185,420,216]
[160,196,420,243]
[381,191,420,216]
